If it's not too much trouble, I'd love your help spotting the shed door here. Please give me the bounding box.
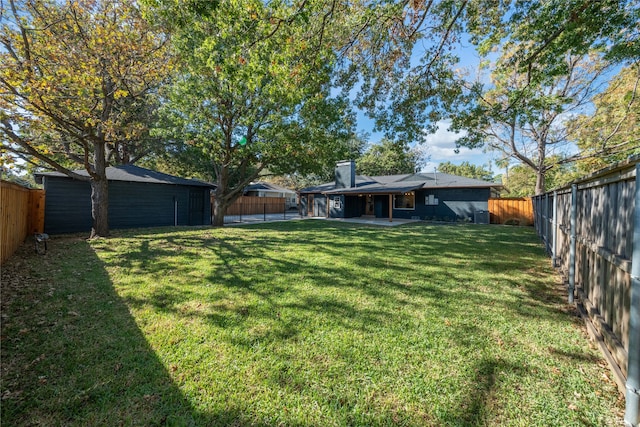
[189,189,204,225]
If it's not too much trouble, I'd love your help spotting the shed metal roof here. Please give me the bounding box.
[35,165,216,188]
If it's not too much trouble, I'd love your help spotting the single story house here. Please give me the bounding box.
[244,181,298,209]
[35,165,215,234]
[299,160,501,223]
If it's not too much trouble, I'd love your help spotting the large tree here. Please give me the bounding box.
[450,54,611,195]
[343,0,638,156]
[147,0,357,226]
[0,0,171,237]
[568,64,640,174]
[356,138,423,176]
[437,161,493,181]
[497,157,579,196]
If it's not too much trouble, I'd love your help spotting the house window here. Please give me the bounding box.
[394,192,415,210]
[425,194,439,205]
[332,196,341,209]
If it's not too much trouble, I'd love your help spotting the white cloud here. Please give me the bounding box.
[419,121,493,172]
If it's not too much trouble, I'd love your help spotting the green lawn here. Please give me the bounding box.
[1,221,624,426]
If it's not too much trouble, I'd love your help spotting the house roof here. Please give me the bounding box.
[245,181,296,194]
[324,181,425,195]
[398,172,501,188]
[299,172,500,194]
[35,164,216,188]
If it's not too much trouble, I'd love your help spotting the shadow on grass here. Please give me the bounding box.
[32,221,613,425]
[109,221,575,343]
[448,357,528,426]
[0,237,260,426]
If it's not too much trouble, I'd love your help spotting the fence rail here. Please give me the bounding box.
[223,196,287,216]
[1,180,45,264]
[212,195,301,224]
[488,197,533,225]
[532,157,639,425]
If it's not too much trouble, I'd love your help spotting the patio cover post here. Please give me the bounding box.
[388,194,393,222]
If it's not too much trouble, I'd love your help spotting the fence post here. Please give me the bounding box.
[544,193,549,252]
[568,184,577,304]
[532,197,537,233]
[552,191,558,268]
[263,203,266,221]
[625,164,640,427]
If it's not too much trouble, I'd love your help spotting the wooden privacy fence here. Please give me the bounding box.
[532,157,639,425]
[488,197,533,225]
[213,196,287,216]
[1,180,45,264]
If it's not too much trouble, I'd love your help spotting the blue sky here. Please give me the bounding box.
[352,36,496,174]
[356,113,495,174]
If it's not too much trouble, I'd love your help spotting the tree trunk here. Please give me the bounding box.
[534,170,546,195]
[89,139,110,238]
[90,176,110,238]
[534,141,547,195]
[212,196,227,227]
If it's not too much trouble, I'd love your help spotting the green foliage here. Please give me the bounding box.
[261,134,365,190]
[342,0,638,143]
[1,0,171,171]
[437,161,494,181]
[470,0,639,82]
[451,1,638,194]
[500,161,579,196]
[344,1,472,142]
[568,64,640,175]
[450,54,611,194]
[146,0,357,223]
[341,1,637,192]
[356,138,423,176]
[1,0,172,236]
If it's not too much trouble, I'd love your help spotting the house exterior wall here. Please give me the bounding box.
[328,194,344,218]
[390,188,490,221]
[300,193,328,217]
[301,188,490,221]
[314,195,327,217]
[300,194,307,215]
[42,177,211,234]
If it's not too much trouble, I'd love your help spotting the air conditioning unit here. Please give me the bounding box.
[474,210,490,224]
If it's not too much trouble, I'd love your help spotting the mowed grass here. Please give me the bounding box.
[1,221,624,426]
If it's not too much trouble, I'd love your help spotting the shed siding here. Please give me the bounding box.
[108,181,185,228]
[43,177,211,234]
[43,177,92,234]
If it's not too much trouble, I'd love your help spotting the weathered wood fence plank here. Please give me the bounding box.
[532,157,639,424]
[212,195,286,216]
[488,197,534,225]
[1,180,45,264]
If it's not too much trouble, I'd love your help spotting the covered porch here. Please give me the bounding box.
[322,183,424,222]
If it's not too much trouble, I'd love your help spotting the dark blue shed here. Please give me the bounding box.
[35,165,215,234]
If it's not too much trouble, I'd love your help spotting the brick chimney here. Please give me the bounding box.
[335,160,356,189]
